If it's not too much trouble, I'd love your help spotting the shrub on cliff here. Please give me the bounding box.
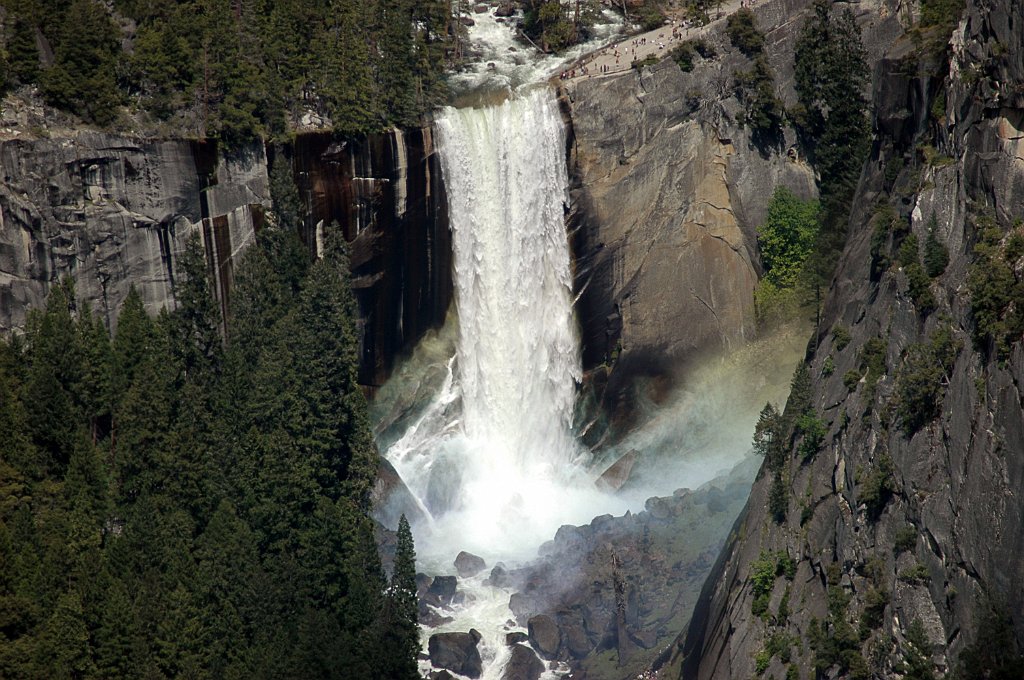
[754,187,820,321]
[968,215,1024,360]
[727,8,764,58]
[895,325,961,435]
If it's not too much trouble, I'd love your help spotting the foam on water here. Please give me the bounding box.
[451,6,624,93]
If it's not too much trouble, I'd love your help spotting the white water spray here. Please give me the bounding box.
[385,89,627,567]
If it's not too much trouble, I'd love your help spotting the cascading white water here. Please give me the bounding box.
[384,88,624,567]
[440,87,581,471]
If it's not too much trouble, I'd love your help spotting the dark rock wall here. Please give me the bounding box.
[292,129,452,388]
[673,1,1024,678]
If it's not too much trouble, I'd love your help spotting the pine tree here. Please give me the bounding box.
[293,229,378,507]
[112,286,155,406]
[193,500,261,676]
[317,0,380,135]
[173,232,222,376]
[40,0,122,124]
[377,0,417,125]
[753,402,781,466]
[37,590,97,678]
[381,514,420,679]
[74,304,113,445]
[22,279,82,472]
[5,16,39,85]
[93,577,141,678]
[793,0,869,283]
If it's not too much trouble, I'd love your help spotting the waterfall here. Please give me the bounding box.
[438,88,581,471]
[383,88,616,563]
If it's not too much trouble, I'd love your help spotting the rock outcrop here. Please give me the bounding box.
[671,1,1024,678]
[498,457,759,680]
[564,1,820,380]
[563,0,905,432]
[428,629,484,679]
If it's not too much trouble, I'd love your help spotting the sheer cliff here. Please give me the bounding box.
[563,0,903,424]
[0,125,450,387]
[671,1,1024,678]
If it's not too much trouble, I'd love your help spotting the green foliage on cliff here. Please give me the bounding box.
[0,0,455,142]
[726,10,783,149]
[895,324,961,435]
[757,188,822,289]
[0,218,418,675]
[968,216,1024,360]
[726,8,764,58]
[923,217,950,278]
[793,0,870,287]
[734,55,785,145]
[671,38,715,72]
[754,188,820,322]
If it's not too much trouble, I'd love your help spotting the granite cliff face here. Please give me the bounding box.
[0,122,450,387]
[563,1,820,429]
[565,0,905,382]
[292,130,451,387]
[672,1,1024,678]
[0,132,263,331]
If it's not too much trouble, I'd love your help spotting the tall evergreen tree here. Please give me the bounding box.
[318,0,380,135]
[793,0,869,283]
[36,590,96,679]
[40,0,122,124]
[381,514,420,679]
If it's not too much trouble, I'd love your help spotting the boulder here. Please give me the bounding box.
[505,631,528,645]
[527,615,560,659]
[428,672,456,680]
[419,600,454,628]
[559,614,592,659]
[488,563,512,588]
[495,2,515,17]
[501,644,545,680]
[455,551,487,578]
[426,575,458,606]
[428,631,483,679]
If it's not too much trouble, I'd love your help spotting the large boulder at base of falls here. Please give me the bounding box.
[502,644,545,680]
[595,450,638,492]
[428,630,483,678]
[425,575,458,606]
[455,551,487,577]
[527,615,561,659]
